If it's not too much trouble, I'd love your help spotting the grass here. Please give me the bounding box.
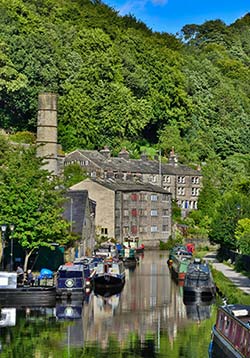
[212,268,250,305]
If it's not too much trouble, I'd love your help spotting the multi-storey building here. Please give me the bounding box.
[64,147,202,217]
[70,178,172,248]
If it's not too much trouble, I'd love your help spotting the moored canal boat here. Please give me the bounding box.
[183,259,216,300]
[168,247,192,285]
[209,304,250,358]
[0,271,56,306]
[56,264,86,299]
[93,258,125,289]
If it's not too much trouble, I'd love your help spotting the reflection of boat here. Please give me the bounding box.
[0,272,56,306]
[209,304,250,358]
[94,283,124,297]
[183,259,216,299]
[93,258,125,288]
[168,248,192,284]
[184,303,213,321]
[56,301,83,320]
[0,308,16,327]
[56,264,86,299]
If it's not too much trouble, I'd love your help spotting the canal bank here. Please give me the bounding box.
[205,251,250,296]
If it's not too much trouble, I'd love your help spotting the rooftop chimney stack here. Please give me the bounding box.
[118,148,130,161]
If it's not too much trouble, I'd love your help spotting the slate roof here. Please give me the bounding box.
[89,178,171,194]
[64,150,202,176]
[63,190,89,235]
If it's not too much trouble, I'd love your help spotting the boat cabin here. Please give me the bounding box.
[56,264,86,297]
[214,304,250,357]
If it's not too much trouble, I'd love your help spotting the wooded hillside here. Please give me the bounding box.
[1,0,250,251]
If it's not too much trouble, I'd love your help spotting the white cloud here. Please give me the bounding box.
[119,0,168,15]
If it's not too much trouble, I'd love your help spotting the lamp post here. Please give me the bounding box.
[1,224,7,270]
[9,224,15,271]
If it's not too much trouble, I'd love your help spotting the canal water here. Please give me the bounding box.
[0,251,216,357]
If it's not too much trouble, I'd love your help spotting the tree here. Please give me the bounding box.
[0,136,72,272]
[235,218,250,255]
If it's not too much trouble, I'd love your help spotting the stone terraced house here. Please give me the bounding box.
[70,178,172,248]
[64,147,202,217]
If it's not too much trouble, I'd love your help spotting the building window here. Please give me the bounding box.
[131,225,137,235]
[151,225,158,233]
[177,187,185,196]
[123,209,129,217]
[131,193,138,201]
[192,176,199,184]
[194,201,198,209]
[123,193,129,200]
[151,194,158,201]
[163,175,171,183]
[162,209,169,216]
[162,225,168,232]
[139,226,147,233]
[131,208,137,217]
[151,209,158,216]
[177,176,185,184]
[192,188,199,196]
[139,209,147,216]
[139,193,147,201]
[149,175,157,183]
[123,226,129,235]
[162,193,168,201]
[101,228,108,235]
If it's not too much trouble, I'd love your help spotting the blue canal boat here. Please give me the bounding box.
[56,264,86,299]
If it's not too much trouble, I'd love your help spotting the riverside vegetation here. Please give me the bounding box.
[0,1,249,258]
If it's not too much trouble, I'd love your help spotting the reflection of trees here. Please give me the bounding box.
[69,310,215,358]
[0,311,66,357]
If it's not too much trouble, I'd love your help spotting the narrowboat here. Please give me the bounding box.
[168,247,192,284]
[73,257,102,289]
[183,259,216,300]
[120,247,138,269]
[0,271,56,306]
[56,264,86,299]
[94,242,118,259]
[209,304,250,358]
[123,237,144,254]
[93,258,125,288]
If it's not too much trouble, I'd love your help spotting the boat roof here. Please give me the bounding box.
[220,304,250,327]
[58,264,84,271]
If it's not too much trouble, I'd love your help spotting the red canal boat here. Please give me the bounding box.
[209,304,250,358]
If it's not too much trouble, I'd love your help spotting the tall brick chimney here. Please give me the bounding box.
[36,93,58,175]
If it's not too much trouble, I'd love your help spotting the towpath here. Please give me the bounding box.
[204,252,250,295]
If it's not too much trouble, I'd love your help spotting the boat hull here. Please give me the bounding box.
[209,326,245,358]
[0,286,56,306]
[93,274,125,288]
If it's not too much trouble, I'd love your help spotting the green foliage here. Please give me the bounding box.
[235,218,250,255]
[159,236,182,250]
[63,163,88,188]
[0,136,73,269]
[9,131,36,144]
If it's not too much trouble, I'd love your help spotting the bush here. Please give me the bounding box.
[159,236,183,250]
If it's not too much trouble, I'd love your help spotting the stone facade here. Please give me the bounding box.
[70,178,172,248]
[64,148,202,217]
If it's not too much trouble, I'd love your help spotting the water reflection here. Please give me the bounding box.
[0,251,216,357]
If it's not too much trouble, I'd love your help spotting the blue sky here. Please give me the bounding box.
[102,0,249,34]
